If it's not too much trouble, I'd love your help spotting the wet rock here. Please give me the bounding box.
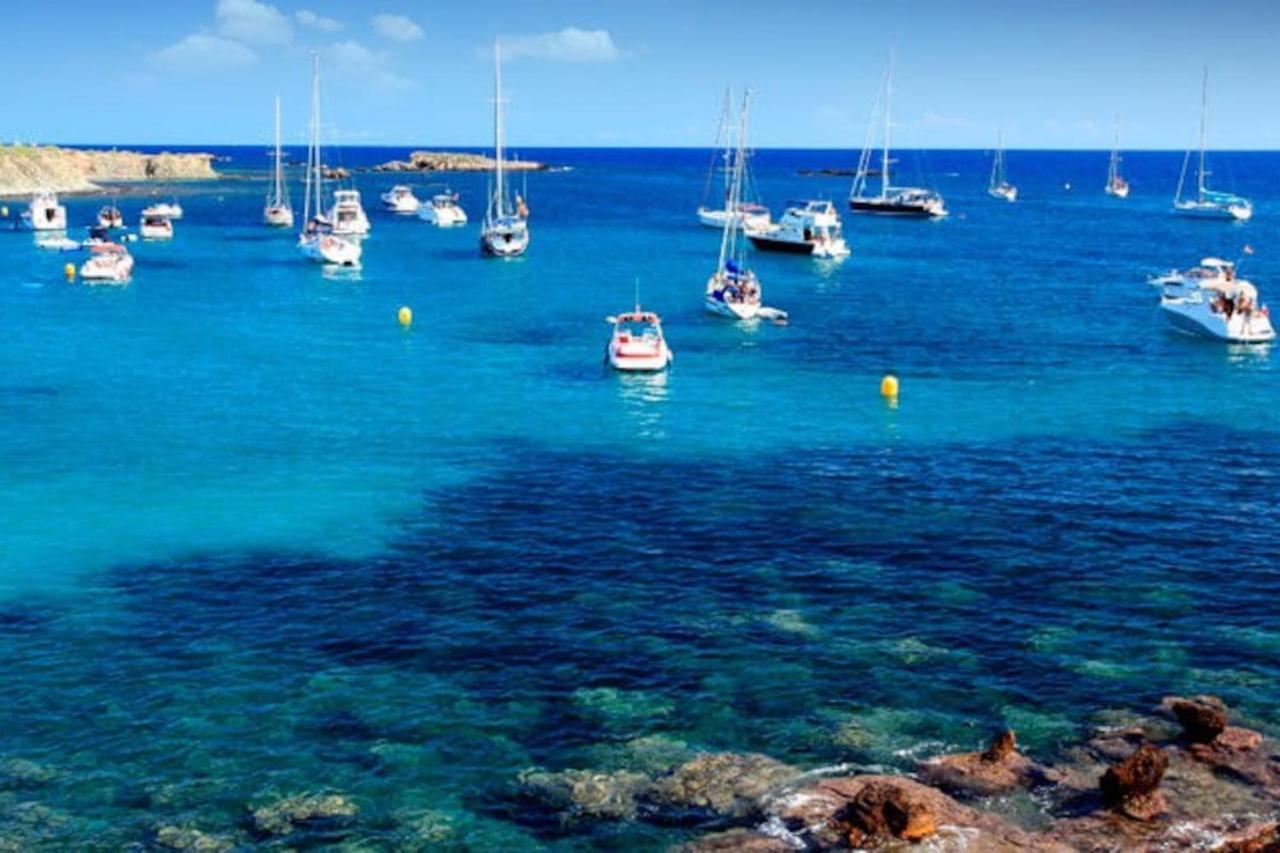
[674,828,795,852]
[518,767,649,821]
[0,758,56,788]
[1100,742,1168,821]
[1163,694,1229,743]
[249,792,358,837]
[1215,820,1280,852]
[154,824,234,851]
[643,752,800,824]
[918,729,1059,797]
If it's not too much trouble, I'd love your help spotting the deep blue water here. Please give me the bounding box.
[1,147,1278,847]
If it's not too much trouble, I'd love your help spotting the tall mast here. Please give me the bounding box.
[717,90,749,274]
[273,95,284,205]
[881,54,893,198]
[493,38,505,218]
[1197,66,1208,197]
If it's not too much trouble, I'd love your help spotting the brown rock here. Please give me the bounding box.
[1166,695,1229,743]
[838,779,938,844]
[982,729,1016,762]
[1214,726,1265,753]
[1100,743,1168,821]
[1216,820,1280,852]
[918,729,1058,797]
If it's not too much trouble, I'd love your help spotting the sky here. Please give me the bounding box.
[6,0,1280,150]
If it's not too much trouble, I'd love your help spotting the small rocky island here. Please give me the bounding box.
[0,144,218,196]
[369,150,547,173]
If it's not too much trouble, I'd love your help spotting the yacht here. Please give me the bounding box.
[1105,118,1130,198]
[850,57,948,217]
[264,96,294,227]
[139,207,174,239]
[380,184,420,214]
[148,200,183,219]
[1153,258,1273,342]
[328,189,371,236]
[297,53,362,267]
[481,40,530,257]
[97,205,124,229]
[697,89,772,231]
[19,190,67,231]
[605,308,673,372]
[418,190,468,226]
[79,243,134,284]
[746,200,850,258]
[988,131,1017,201]
[1174,68,1252,221]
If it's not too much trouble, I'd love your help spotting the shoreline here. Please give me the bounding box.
[0,144,218,198]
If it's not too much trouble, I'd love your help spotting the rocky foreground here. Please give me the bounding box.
[0,145,218,196]
[370,150,547,173]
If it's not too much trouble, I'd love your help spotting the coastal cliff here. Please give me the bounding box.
[370,150,547,173]
[0,145,218,196]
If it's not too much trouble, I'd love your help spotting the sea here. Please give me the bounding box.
[1,145,1278,848]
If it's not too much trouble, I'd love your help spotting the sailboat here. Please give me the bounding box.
[849,57,947,217]
[987,131,1017,201]
[696,90,771,231]
[480,39,529,258]
[297,54,361,267]
[1174,68,1251,221]
[1105,118,1130,198]
[264,96,294,227]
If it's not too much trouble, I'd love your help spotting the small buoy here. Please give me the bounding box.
[63,262,76,281]
[397,305,413,327]
[880,374,899,399]
[1063,182,1072,191]
[0,206,8,218]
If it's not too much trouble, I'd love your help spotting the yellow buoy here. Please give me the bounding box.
[880,374,899,399]
[63,262,76,281]
[397,306,413,327]
[1,206,8,218]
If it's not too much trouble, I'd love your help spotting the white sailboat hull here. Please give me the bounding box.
[1173,200,1252,221]
[299,233,362,266]
[697,206,771,231]
[263,205,294,227]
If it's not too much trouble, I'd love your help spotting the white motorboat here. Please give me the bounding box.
[79,243,134,284]
[380,184,420,214]
[328,189,370,236]
[481,40,530,258]
[746,200,850,258]
[605,308,673,372]
[1174,68,1252,221]
[264,95,294,227]
[418,190,468,226]
[1105,118,1130,198]
[148,200,183,219]
[850,57,948,217]
[19,190,67,231]
[298,54,362,267]
[1154,258,1274,342]
[97,204,124,229]
[696,89,772,231]
[139,207,174,239]
[988,131,1017,202]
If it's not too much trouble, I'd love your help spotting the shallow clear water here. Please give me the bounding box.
[1,147,1278,847]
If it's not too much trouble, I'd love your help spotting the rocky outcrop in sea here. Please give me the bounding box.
[0,145,218,196]
[369,150,547,173]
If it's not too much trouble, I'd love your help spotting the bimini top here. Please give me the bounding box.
[613,311,661,324]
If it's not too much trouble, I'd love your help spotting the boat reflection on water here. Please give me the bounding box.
[320,263,363,283]
[614,370,670,437]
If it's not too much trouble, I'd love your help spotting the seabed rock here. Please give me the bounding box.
[518,767,650,821]
[642,752,801,824]
[249,791,358,837]
[153,823,235,851]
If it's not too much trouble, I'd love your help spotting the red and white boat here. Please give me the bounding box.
[79,243,134,284]
[606,309,673,372]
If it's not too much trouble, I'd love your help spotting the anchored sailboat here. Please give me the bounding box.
[987,131,1017,202]
[480,39,529,258]
[1105,118,1130,198]
[297,54,361,267]
[1174,68,1251,221]
[264,96,294,227]
[696,89,771,231]
[849,57,947,218]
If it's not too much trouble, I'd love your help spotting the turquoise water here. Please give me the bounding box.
[1,148,1278,847]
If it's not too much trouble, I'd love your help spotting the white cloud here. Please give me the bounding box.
[371,13,423,42]
[326,39,414,91]
[215,0,292,45]
[499,27,623,63]
[296,9,342,32]
[150,33,258,72]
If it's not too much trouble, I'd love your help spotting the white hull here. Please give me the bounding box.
[140,223,173,240]
[299,233,362,266]
[20,194,67,231]
[697,206,771,231]
[263,205,294,227]
[1174,200,1252,221]
[606,311,673,371]
[330,209,371,235]
[80,254,134,284]
[419,204,467,226]
[380,188,420,214]
[149,203,183,219]
[1162,298,1274,342]
[705,272,761,320]
[481,221,529,257]
[608,349,671,371]
[989,185,1017,202]
[1105,182,1130,199]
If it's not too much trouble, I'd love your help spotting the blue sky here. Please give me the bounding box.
[6,0,1280,149]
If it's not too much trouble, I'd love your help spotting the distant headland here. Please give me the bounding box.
[0,144,218,196]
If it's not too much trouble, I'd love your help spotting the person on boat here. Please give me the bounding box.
[516,194,529,219]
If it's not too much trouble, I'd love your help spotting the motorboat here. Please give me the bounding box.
[380,184,420,214]
[1174,68,1252,221]
[78,243,134,284]
[264,95,294,227]
[82,224,112,248]
[605,308,673,372]
[1105,118,1130,198]
[746,200,850,258]
[988,131,1017,202]
[298,54,362,267]
[139,207,174,239]
[850,57,948,218]
[697,89,772,231]
[148,200,183,219]
[480,40,530,257]
[417,190,468,226]
[97,205,124,229]
[19,190,67,231]
[328,189,370,235]
[35,235,81,251]
[1154,258,1274,342]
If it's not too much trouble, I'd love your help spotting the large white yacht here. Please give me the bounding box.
[20,190,67,231]
[328,189,371,236]
[380,185,420,214]
[418,190,467,226]
[1152,257,1274,343]
[746,200,850,258]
